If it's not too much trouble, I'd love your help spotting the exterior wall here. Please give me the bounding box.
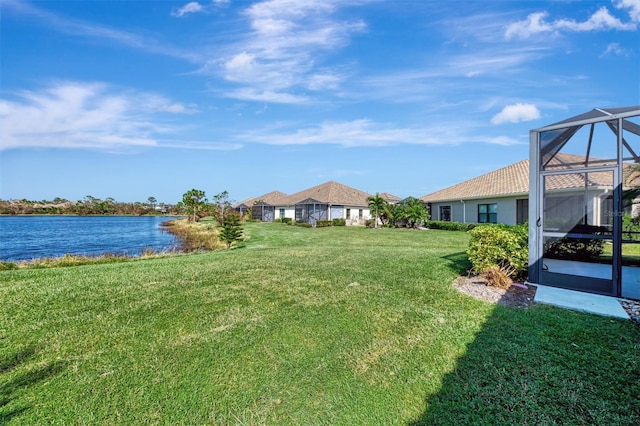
[429,196,523,226]
[333,205,371,225]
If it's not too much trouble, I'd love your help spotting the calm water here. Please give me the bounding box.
[0,216,182,262]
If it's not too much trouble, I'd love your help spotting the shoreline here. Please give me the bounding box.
[0,218,218,268]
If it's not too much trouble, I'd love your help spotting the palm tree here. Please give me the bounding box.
[367,193,388,228]
[399,197,430,229]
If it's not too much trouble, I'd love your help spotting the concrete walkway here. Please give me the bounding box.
[532,284,629,319]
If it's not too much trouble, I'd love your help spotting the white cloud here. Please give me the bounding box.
[172,2,204,17]
[237,119,524,147]
[224,88,309,104]
[211,0,367,103]
[615,0,640,22]
[555,6,635,31]
[505,12,554,39]
[505,3,637,39]
[4,0,200,62]
[491,103,541,124]
[600,42,631,57]
[0,82,199,151]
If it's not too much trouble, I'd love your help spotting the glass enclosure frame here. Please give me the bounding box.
[529,106,640,299]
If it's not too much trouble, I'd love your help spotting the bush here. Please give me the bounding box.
[365,219,375,228]
[467,224,528,281]
[316,220,332,228]
[275,217,292,224]
[332,218,346,226]
[0,261,18,271]
[544,238,604,261]
[426,220,477,231]
[293,221,312,228]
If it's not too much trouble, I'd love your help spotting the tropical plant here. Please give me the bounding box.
[397,197,429,228]
[367,193,388,228]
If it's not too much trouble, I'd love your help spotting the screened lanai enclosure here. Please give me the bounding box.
[251,202,275,222]
[295,198,328,225]
[529,106,640,300]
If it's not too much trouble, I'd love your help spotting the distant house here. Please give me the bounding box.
[234,191,288,222]
[379,192,402,205]
[276,181,373,226]
[236,181,377,226]
[420,159,530,225]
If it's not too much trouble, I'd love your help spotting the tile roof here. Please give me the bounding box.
[281,181,372,206]
[420,153,626,203]
[234,190,288,208]
[421,159,529,202]
[378,192,402,203]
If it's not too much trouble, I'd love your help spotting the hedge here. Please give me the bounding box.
[467,224,528,280]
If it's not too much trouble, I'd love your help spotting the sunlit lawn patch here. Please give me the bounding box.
[1,223,639,424]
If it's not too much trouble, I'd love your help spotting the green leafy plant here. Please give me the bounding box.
[316,220,332,228]
[293,221,312,228]
[332,218,346,226]
[426,220,477,232]
[467,224,528,281]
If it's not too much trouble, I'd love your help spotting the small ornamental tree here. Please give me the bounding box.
[219,212,243,249]
[367,193,388,228]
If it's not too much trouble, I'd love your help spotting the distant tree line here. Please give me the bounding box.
[0,195,180,216]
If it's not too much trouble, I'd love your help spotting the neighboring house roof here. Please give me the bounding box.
[251,190,289,206]
[281,181,372,206]
[378,192,402,203]
[234,190,288,208]
[421,159,529,202]
[421,153,627,203]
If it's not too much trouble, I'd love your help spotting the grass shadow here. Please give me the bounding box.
[408,297,640,425]
[0,346,65,423]
[440,251,472,276]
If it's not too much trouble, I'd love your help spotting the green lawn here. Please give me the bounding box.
[2,223,639,424]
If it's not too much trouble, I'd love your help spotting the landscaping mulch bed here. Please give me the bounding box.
[455,276,640,325]
[454,276,536,308]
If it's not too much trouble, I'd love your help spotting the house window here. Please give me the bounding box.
[478,203,498,224]
[346,208,351,219]
[516,199,528,224]
[358,209,363,219]
[439,206,451,221]
[279,208,285,219]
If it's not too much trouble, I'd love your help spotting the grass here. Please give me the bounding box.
[1,223,639,424]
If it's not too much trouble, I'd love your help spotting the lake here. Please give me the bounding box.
[0,216,183,262]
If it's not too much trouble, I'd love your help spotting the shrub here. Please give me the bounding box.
[544,238,604,261]
[316,220,332,228]
[293,221,312,228]
[467,224,528,281]
[365,219,375,228]
[426,220,477,231]
[0,261,18,271]
[274,217,292,225]
[332,218,346,226]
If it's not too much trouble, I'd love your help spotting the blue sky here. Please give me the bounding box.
[1,0,639,204]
